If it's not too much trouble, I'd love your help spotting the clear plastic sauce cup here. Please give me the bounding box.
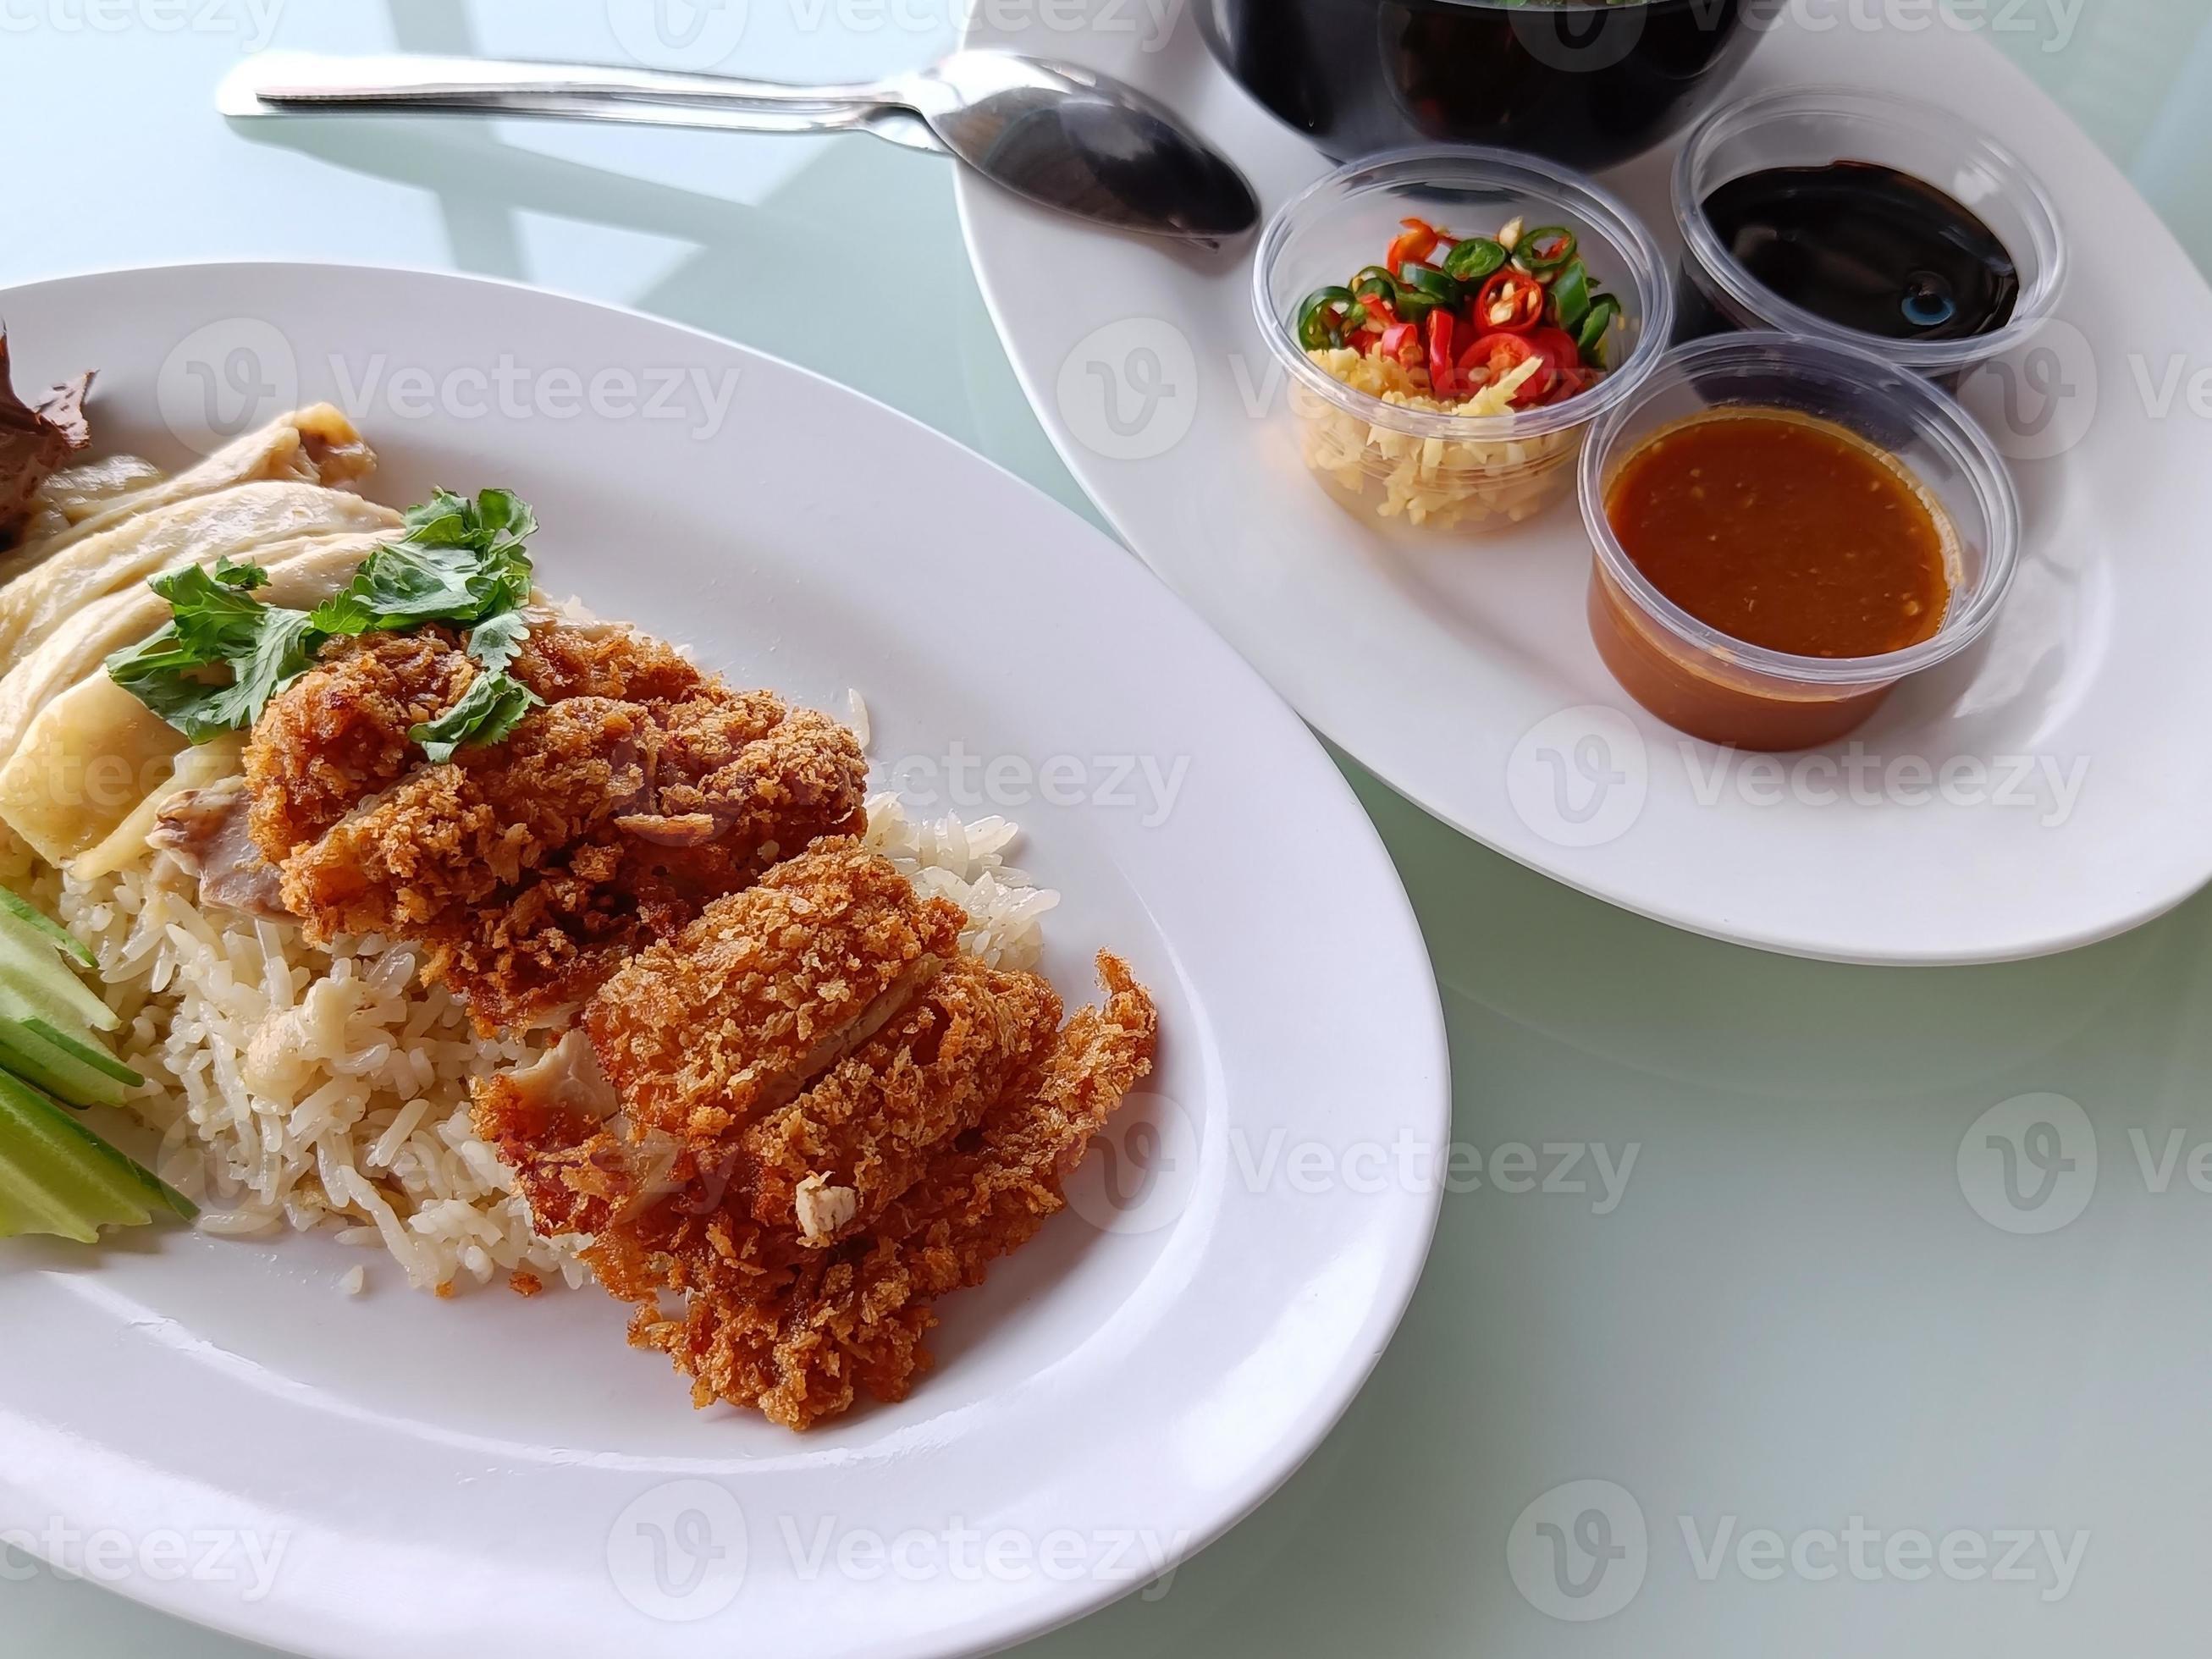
[1255,146,1674,535]
[1579,333,2022,752]
[1673,86,2066,388]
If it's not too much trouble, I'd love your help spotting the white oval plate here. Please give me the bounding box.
[0,262,1448,1659]
[957,8,2212,965]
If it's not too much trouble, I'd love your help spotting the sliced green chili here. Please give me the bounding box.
[1399,263,1462,309]
[1351,266,1402,302]
[1548,259,1593,335]
[1297,286,1360,350]
[1442,236,1509,284]
[1576,295,1622,367]
[1515,225,1579,275]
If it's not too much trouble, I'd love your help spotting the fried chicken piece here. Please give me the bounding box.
[628,955,1156,1430]
[470,1031,638,1241]
[245,630,474,860]
[510,619,707,705]
[584,842,967,1144]
[247,623,870,1028]
[481,952,1156,1430]
[280,695,648,924]
[742,959,1064,1246]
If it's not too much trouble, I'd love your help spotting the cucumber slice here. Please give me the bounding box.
[0,904,117,1033]
[0,1017,131,1108]
[0,1069,193,1241]
[23,1018,142,1088]
[0,886,97,970]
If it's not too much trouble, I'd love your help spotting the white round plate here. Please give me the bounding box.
[0,263,1447,1659]
[957,7,2212,965]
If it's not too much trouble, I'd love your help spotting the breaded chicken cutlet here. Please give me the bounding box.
[648,954,1157,1430]
[742,956,1065,1246]
[583,841,968,1144]
[470,841,1158,1430]
[242,621,869,1028]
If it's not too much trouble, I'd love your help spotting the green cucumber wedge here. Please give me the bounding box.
[0,1069,195,1242]
[0,1017,134,1109]
[0,886,97,970]
[24,1018,141,1087]
[0,903,117,1033]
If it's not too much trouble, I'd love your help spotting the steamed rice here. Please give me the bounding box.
[41,744,1057,1297]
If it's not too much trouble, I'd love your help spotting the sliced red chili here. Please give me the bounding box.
[1525,328,1591,403]
[1528,327,1582,375]
[1473,270,1546,334]
[1459,333,1556,406]
[1426,308,1458,400]
[1387,217,1443,277]
[1379,321,1422,367]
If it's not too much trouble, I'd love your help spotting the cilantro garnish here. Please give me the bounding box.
[107,488,543,758]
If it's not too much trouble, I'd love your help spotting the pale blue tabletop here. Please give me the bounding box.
[8,3,2212,1655]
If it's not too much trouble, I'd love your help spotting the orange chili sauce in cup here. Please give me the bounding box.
[1588,409,1957,750]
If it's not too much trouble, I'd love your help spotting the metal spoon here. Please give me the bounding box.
[217,48,1259,245]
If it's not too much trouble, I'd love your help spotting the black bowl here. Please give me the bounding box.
[1195,0,1779,170]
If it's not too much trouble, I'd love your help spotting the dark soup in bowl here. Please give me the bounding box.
[1196,0,1779,168]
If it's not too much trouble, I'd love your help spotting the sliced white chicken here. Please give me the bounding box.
[10,454,164,548]
[0,481,399,677]
[0,402,373,584]
[72,732,244,884]
[0,525,393,760]
[0,530,387,863]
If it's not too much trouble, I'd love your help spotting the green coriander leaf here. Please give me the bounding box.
[409,670,542,763]
[110,488,540,752]
[191,608,323,736]
[308,487,538,637]
[209,554,269,591]
[466,610,529,675]
[144,560,278,659]
[107,605,321,744]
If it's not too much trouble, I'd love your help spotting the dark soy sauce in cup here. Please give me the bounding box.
[1688,161,2022,344]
